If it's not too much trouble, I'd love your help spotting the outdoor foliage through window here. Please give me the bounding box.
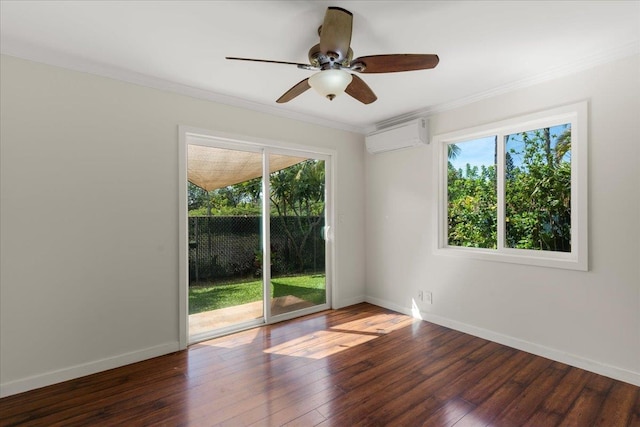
[447,124,572,252]
[447,137,497,248]
[504,125,571,251]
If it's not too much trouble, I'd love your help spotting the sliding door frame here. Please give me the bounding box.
[263,146,333,325]
[178,126,336,348]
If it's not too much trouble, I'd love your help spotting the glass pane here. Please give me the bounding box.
[446,137,497,248]
[504,124,571,252]
[269,155,326,316]
[188,145,263,337]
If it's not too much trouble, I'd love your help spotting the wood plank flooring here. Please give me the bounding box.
[1,303,638,426]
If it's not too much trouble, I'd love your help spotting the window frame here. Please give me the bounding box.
[433,101,588,271]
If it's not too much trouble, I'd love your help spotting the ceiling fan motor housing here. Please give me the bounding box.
[308,44,353,69]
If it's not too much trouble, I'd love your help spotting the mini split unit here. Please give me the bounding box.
[365,118,428,154]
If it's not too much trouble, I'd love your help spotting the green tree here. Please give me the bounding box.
[270,159,325,273]
[188,183,208,211]
[188,178,262,217]
[448,143,461,161]
[505,126,571,252]
[447,162,497,248]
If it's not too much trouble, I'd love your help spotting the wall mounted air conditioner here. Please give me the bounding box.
[365,118,428,154]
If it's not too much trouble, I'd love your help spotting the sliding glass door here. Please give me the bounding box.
[185,138,331,343]
[187,144,265,341]
[268,154,327,319]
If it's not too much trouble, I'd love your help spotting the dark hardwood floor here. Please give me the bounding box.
[1,303,638,426]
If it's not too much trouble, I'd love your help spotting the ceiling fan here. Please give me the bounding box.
[226,6,439,104]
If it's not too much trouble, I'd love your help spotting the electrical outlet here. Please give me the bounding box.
[424,291,433,304]
[418,290,424,302]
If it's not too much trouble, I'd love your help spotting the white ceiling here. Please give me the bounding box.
[1,1,638,133]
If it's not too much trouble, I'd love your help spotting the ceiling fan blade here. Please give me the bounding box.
[345,74,377,104]
[351,54,439,73]
[319,7,353,62]
[226,56,313,68]
[276,78,311,103]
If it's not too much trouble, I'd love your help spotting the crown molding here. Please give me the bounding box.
[370,40,640,133]
[0,39,367,135]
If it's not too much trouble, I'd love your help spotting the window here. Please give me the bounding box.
[434,102,588,270]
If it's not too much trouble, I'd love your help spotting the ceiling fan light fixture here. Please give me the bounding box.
[308,69,353,100]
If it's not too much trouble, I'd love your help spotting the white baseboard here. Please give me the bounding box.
[334,294,366,309]
[0,296,365,398]
[365,296,410,316]
[4,298,637,398]
[0,342,180,398]
[365,296,640,387]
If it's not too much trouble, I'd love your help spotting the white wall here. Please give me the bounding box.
[365,54,640,386]
[0,55,366,396]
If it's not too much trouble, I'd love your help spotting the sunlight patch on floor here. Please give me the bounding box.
[331,313,417,334]
[264,312,416,359]
[264,330,377,359]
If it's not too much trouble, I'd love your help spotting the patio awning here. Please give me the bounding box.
[187,144,309,192]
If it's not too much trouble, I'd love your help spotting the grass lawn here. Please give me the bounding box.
[189,274,326,315]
